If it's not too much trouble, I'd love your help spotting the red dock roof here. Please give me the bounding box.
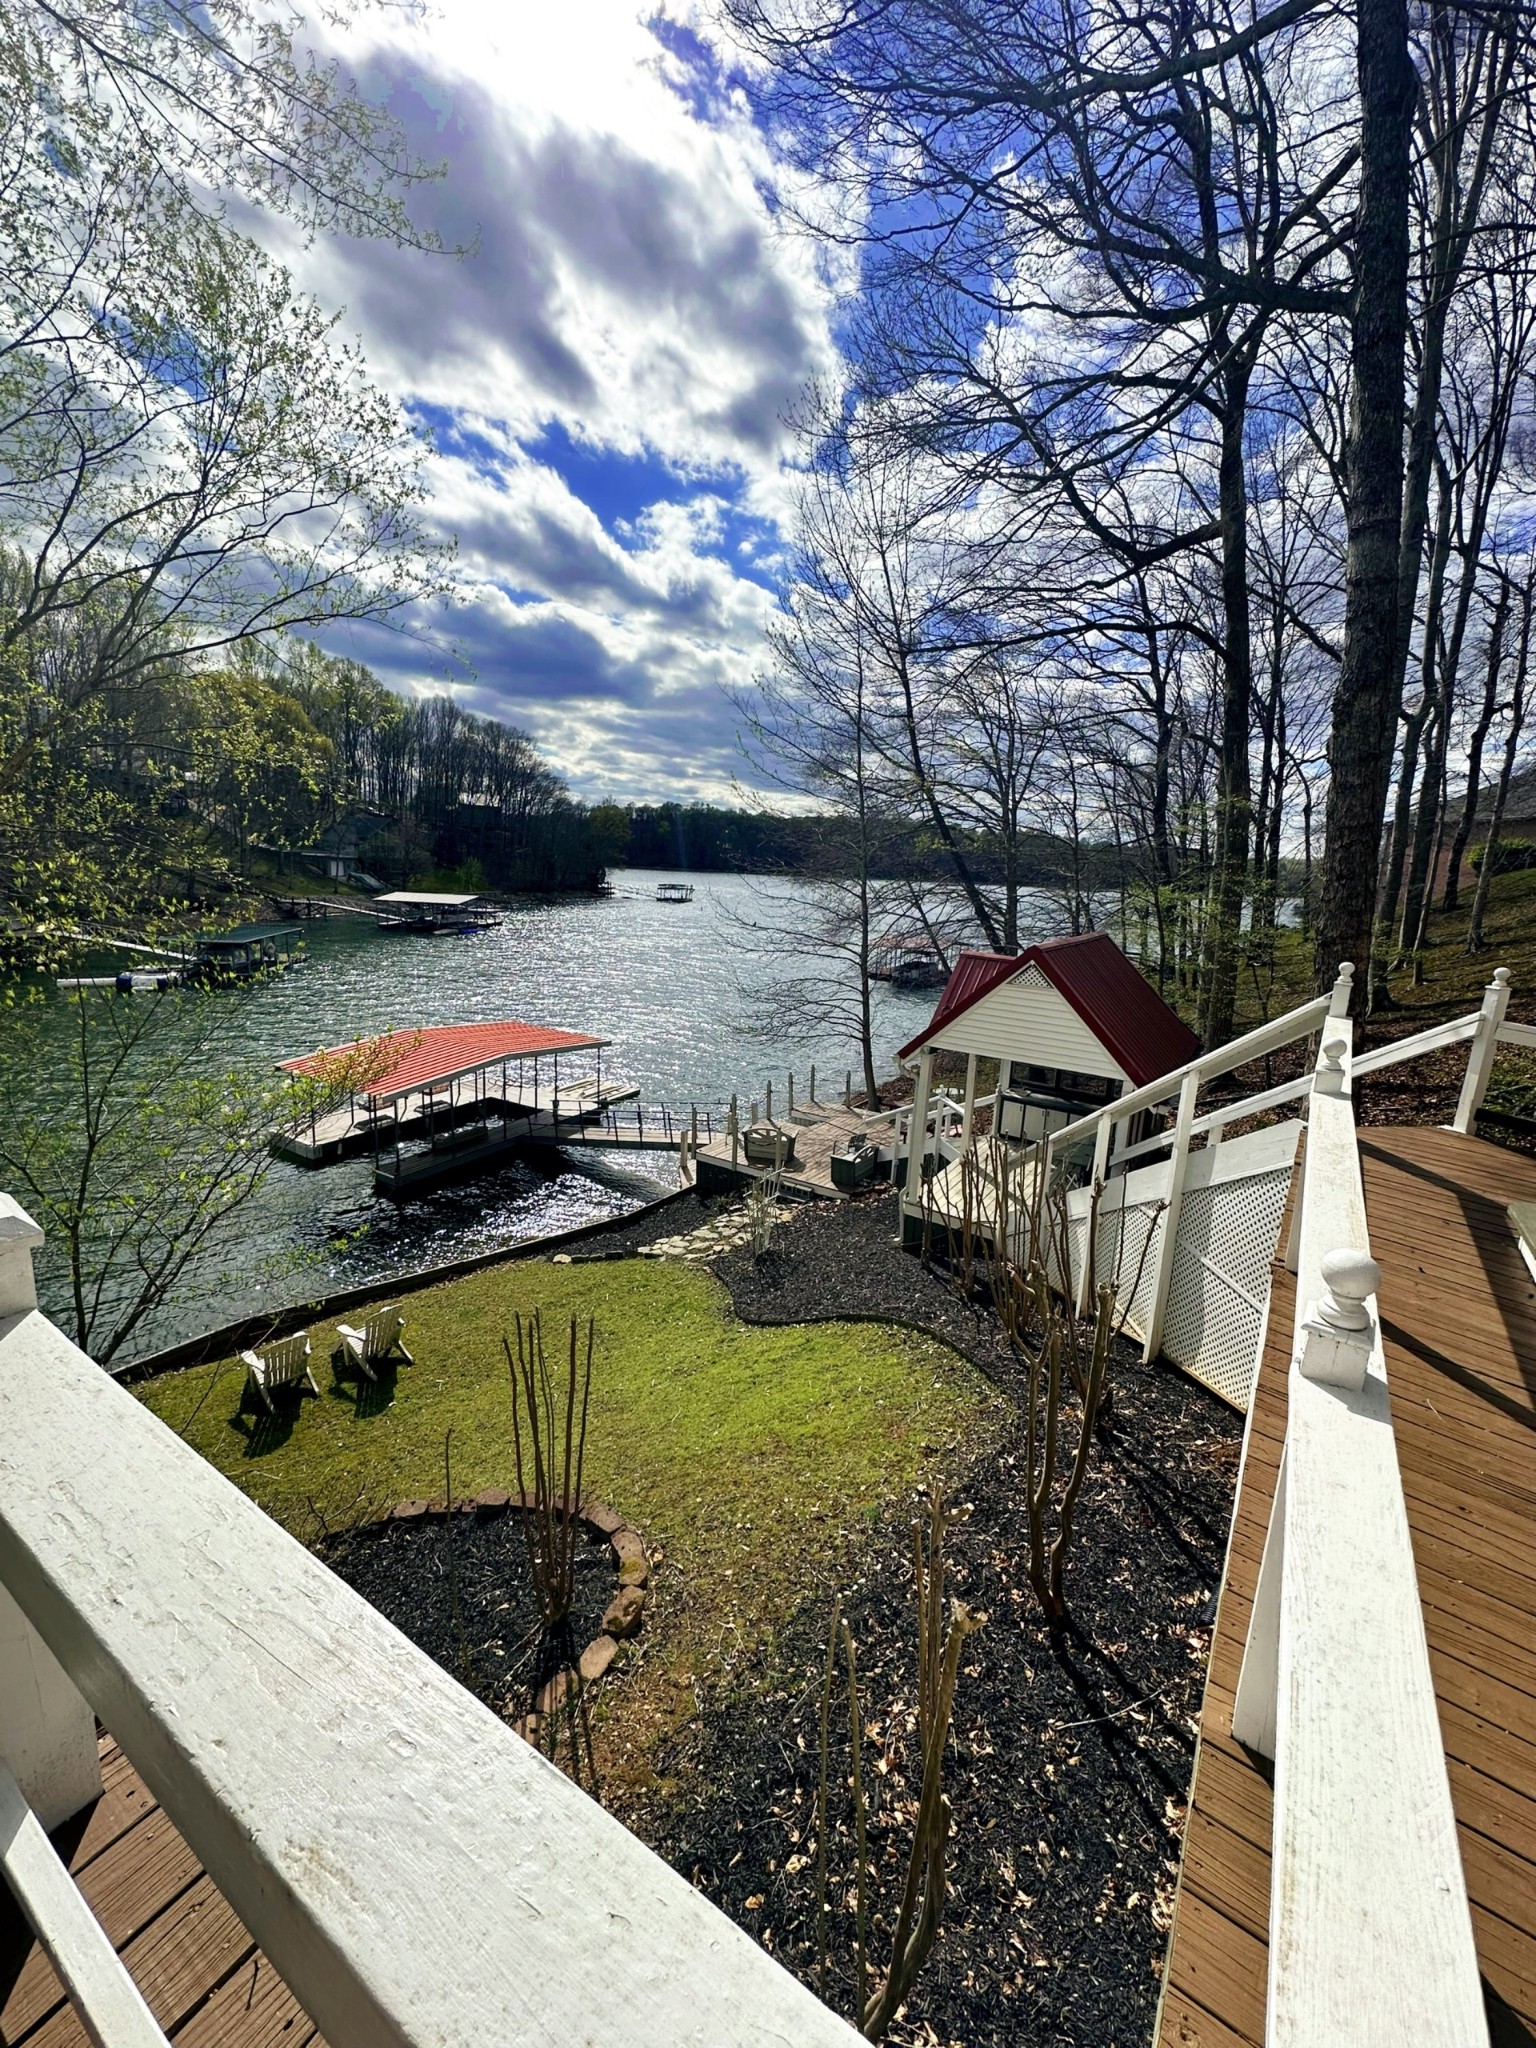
[898,933,1199,1087]
[280,1020,608,1103]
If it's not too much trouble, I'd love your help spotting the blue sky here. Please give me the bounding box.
[287,2,841,801]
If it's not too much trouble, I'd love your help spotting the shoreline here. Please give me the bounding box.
[116,1178,698,1384]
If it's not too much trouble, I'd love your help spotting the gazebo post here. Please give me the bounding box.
[960,1052,978,1145]
[904,1048,934,1207]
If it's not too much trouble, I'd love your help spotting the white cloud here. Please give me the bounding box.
[275,0,840,799]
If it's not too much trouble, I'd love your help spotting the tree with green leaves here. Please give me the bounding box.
[0,984,392,1365]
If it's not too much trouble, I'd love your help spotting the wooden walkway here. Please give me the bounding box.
[0,1738,322,2048]
[1156,1125,1536,2047]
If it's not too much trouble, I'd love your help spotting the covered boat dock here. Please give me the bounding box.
[370,891,499,934]
[190,923,302,982]
[272,1020,640,1190]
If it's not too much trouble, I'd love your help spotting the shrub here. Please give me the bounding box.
[1468,837,1536,877]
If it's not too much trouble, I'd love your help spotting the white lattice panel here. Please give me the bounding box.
[1161,1164,1293,1409]
[1096,1201,1164,1347]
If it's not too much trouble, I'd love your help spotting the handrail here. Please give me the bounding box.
[0,1215,859,2048]
[1111,1070,1316,1167]
[1041,969,1348,1160]
[1351,1009,1481,1077]
[1229,1023,1487,2045]
[0,1759,172,2048]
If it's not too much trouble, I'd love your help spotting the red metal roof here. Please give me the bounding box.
[898,933,1199,1087]
[279,1020,607,1103]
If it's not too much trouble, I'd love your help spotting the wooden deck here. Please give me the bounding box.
[1156,1125,1536,2047]
[693,1100,877,1200]
[1,1738,322,2048]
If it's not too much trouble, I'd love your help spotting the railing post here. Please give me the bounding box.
[1450,966,1512,1134]
[0,1194,43,1318]
[1076,1111,1113,1315]
[1296,1246,1380,1393]
[0,1197,102,1829]
[1141,1069,1200,1362]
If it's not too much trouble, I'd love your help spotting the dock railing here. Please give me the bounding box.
[1227,1020,1488,2047]
[0,1202,858,2048]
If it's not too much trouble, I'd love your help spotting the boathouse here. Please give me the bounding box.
[370,892,499,934]
[896,933,1199,1161]
[190,922,302,981]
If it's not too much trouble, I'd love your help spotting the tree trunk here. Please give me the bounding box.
[1316,0,1417,993]
[1443,579,1511,912]
[1467,581,1533,952]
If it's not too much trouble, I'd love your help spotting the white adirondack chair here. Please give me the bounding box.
[240,1333,318,1413]
[334,1304,413,1381]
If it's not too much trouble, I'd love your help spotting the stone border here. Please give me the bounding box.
[114,1185,696,1385]
[367,1489,648,1743]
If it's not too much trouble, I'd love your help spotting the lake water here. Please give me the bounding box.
[16,871,941,1360]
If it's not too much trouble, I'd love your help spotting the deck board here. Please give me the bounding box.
[1156,1124,1536,2046]
[0,1739,321,2048]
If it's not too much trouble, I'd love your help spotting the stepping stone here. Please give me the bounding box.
[534,1668,577,1716]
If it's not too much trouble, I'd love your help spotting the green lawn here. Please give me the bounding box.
[137,1257,1004,1773]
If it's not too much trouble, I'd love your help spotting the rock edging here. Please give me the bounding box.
[378,1488,649,1741]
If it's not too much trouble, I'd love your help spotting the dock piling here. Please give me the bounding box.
[788,1072,794,1116]
[765,1081,772,1122]
[846,1070,852,1109]
[809,1064,816,1104]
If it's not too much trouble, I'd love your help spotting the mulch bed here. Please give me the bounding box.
[615,1192,1242,2047]
[324,1512,615,1719]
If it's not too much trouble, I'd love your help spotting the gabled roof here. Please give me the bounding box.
[279,1020,607,1103]
[898,933,1199,1088]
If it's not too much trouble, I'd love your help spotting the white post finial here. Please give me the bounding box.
[1313,1037,1349,1098]
[1328,961,1355,1017]
[0,1195,43,1318]
[1298,1246,1380,1389]
[1493,967,1511,988]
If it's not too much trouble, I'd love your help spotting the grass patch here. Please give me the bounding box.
[137,1255,1005,1787]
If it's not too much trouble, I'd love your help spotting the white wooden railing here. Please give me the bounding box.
[0,1203,857,2048]
[911,962,1531,1373]
[1229,1020,1488,2047]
